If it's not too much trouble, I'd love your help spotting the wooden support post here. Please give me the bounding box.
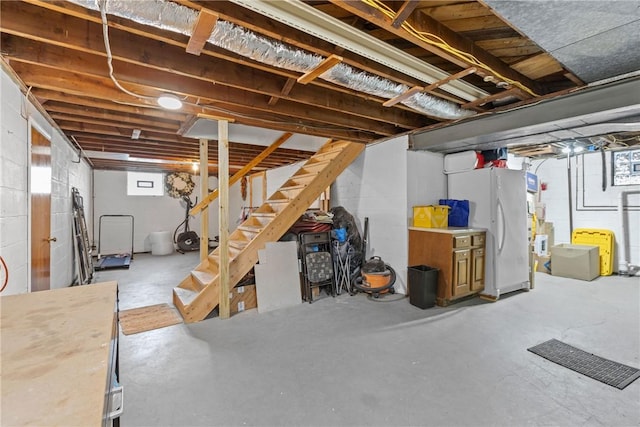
[186,10,218,55]
[199,138,209,262]
[218,120,230,319]
[297,54,343,85]
[190,132,293,215]
[382,86,424,107]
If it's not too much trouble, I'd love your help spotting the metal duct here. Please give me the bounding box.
[71,0,474,119]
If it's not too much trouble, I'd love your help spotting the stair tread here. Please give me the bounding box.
[280,184,306,190]
[173,287,199,306]
[229,240,248,249]
[191,269,216,287]
[238,225,263,232]
[252,212,277,217]
[293,172,318,179]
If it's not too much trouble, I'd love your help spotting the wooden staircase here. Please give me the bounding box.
[173,140,365,322]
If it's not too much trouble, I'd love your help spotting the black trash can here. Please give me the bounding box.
[408,265,438,309]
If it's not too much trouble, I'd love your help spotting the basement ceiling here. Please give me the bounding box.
[1,0,639,174]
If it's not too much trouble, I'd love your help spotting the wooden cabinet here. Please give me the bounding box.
[409,228,486,306]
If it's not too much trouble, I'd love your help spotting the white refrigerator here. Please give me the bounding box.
[448,168,530,299]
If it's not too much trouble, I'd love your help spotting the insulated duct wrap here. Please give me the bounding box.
[210,21,323,74]
[72,0,475,119]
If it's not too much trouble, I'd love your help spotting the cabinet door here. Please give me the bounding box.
[471,248,485,291]
[452,249,471,296]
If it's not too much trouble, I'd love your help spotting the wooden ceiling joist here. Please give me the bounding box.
[462,87,520,109]
[1,0,585,172]
[185,9,218,55]
[391,1,419,28]
[329,0,542,95]
[0,6,430,131]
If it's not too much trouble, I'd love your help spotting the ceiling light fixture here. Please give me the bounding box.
[157,93,183,110]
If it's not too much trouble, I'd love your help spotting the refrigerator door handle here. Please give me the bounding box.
[497,199,506,254]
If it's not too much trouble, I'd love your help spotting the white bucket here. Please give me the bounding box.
[150,231,174,256]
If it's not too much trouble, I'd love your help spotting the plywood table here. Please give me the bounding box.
[1,281,120,426]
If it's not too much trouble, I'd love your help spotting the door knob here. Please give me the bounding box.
[47,237,57,242]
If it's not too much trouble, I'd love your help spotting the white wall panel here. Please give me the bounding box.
[407,150,447,218]
[333,136,411,293]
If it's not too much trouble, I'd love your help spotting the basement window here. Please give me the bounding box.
[612,149,640,186]
[127,172,164,196]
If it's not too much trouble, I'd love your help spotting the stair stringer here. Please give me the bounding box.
[173,140,365,322]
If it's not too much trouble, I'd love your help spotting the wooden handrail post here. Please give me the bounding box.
[190,132,293,215]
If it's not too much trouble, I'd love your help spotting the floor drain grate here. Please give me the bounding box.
[528,339,640,390]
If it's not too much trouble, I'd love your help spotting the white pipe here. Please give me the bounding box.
[618,190,640,275]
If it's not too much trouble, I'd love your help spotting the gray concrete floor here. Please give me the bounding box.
[95,253,640,426]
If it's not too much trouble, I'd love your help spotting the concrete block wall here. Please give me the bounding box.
[1,67,92,294]
[93,170,244,253]
[532,151,640,270]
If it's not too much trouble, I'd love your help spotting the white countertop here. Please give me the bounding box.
[408,227,487,235]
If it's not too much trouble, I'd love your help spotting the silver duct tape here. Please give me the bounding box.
[210,21,322,73]
[68,0,475,119]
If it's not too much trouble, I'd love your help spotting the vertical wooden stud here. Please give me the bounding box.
[199,138,209,262]
[218,120,230,319]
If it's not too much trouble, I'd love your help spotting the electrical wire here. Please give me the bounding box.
[363,0,539,98]
[99,0,155,102]
[0,256,8,293]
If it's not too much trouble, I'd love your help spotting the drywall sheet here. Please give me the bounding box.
[254,241,302,313]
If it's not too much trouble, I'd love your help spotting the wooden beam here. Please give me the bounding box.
[383,86,424,107]
[297,54,343,85]
[391,1,419,28]
[462,88,519,110]
[199,138,209,261]
[218,120,230,320]
[564,72,585,87]
[424,67,477,92]
[190,132,294,215]
[185,10,218,56]
[329,0,542,95]
[10,62,383,141]
[268,78,296,106]
[0,21,424,133]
